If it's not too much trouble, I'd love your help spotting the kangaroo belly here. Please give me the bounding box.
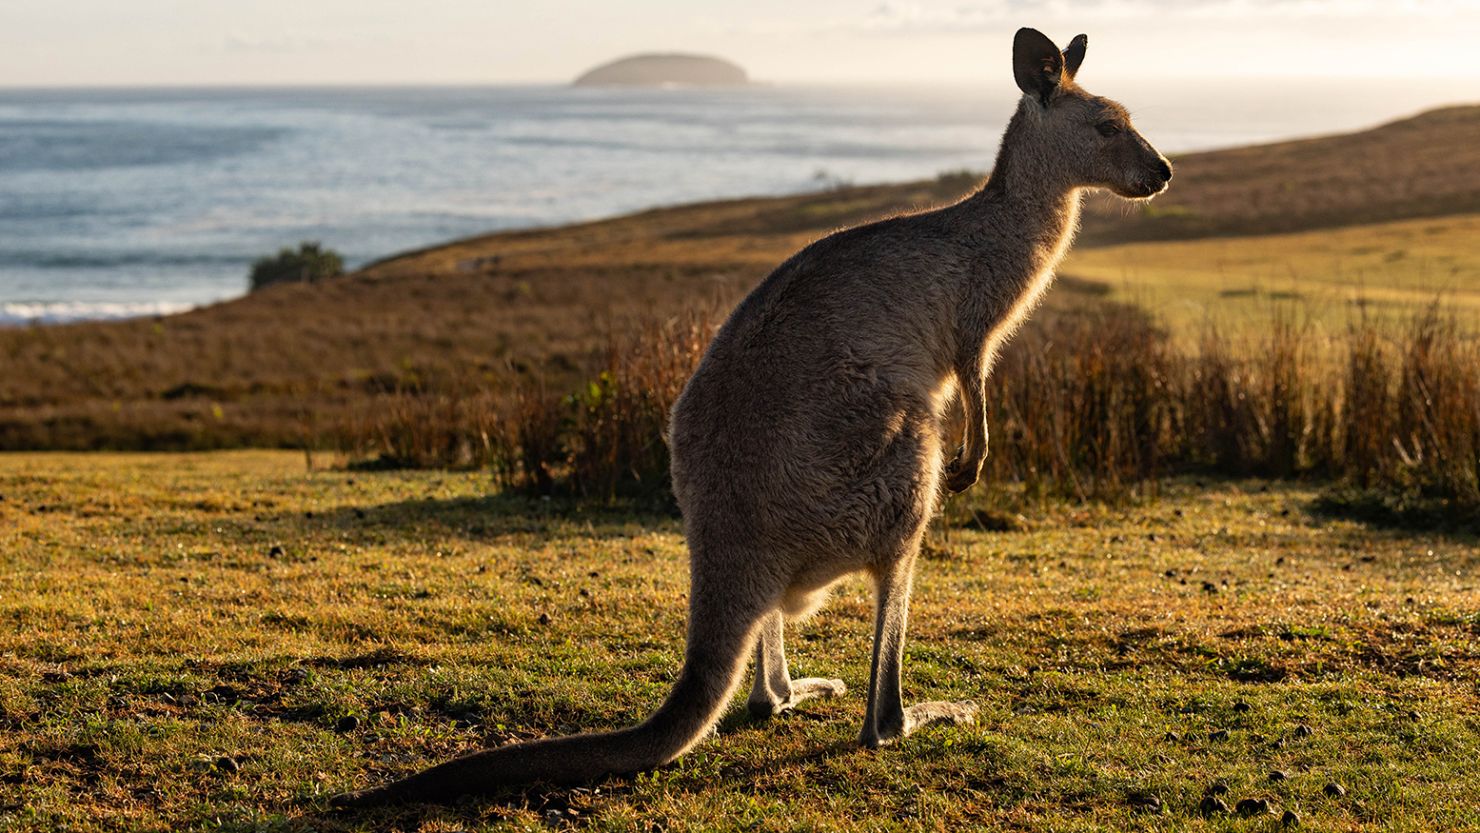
[675,371,943,563]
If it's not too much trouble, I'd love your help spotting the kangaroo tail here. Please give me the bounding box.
[330,596,762,807]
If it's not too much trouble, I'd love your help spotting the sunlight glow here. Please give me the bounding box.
[0,0,1477,86]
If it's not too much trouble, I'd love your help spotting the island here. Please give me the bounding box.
[572,53,749,87]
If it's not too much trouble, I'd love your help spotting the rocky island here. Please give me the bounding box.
[573,53,749,87]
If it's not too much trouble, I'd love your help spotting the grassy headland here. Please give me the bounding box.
[1,105,1477,452]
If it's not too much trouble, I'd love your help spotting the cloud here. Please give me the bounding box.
[222,31,352,54]
[823,0,1474,35]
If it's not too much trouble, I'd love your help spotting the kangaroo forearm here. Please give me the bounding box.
[957,375,989,458]
[952,329,990,443]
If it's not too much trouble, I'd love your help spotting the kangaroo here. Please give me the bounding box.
[331,27,1171,807]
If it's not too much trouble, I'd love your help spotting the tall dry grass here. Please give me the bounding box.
[335,298,1479,520]
[1381,308,1480,505]
[335,313,715,504]
[1186,313,1322,478]
[980,303,1178,499]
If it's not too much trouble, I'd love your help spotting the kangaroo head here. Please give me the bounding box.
[1011,27,1172,200]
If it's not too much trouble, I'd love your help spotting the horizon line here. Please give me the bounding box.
[4,72,1480,92]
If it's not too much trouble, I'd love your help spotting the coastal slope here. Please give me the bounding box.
[1,105,1477,450]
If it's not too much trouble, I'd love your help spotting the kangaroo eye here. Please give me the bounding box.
[1096,121,1121,137]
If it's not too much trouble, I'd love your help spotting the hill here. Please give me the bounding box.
[1,106,1476,450]
[1075,105,1480,245]
[573,54,748,87]
[360,105,1480,270]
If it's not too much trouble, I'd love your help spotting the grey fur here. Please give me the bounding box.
[331,27,1170,807]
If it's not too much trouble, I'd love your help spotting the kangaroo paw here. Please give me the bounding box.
[861,699,977,748]
[904,699,978,734]
[749,677,847,718]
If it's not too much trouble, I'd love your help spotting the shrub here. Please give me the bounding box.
[249,242,345,292]
[561,313,714,502]
[500,312,716,504]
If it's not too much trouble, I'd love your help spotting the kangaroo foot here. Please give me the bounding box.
[748,677,847,719]
[861,699,978,748]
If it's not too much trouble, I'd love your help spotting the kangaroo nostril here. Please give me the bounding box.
[1157,159,1173,182]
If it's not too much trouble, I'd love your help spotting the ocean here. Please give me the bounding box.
[0,79,1469,324]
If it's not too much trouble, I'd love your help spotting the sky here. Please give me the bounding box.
[2,0,1479,87]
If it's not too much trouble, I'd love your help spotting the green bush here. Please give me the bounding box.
[248,242,345,292]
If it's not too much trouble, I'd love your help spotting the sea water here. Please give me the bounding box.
[0,79,1469,324]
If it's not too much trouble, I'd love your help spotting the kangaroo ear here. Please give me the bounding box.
[1013,27,1064,107]
[1062,34,1087,79]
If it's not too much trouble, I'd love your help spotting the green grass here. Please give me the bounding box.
[2,452,1478,831]
[1062,213,1480,344]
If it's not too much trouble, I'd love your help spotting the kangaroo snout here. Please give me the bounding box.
[1142,157,1173,197]
[1130,156,1172,198]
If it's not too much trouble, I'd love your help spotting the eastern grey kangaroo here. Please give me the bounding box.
[333,27,1171,806]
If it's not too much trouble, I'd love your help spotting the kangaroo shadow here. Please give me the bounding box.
[242,490,680,549]
[1309,489,1480,540]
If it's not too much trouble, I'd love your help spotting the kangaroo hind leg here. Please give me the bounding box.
[859,555,977,748]
[747,608,847,719]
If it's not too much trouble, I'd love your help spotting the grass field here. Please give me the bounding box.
[3,452,1478,831]
[1063,213,1480,341]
